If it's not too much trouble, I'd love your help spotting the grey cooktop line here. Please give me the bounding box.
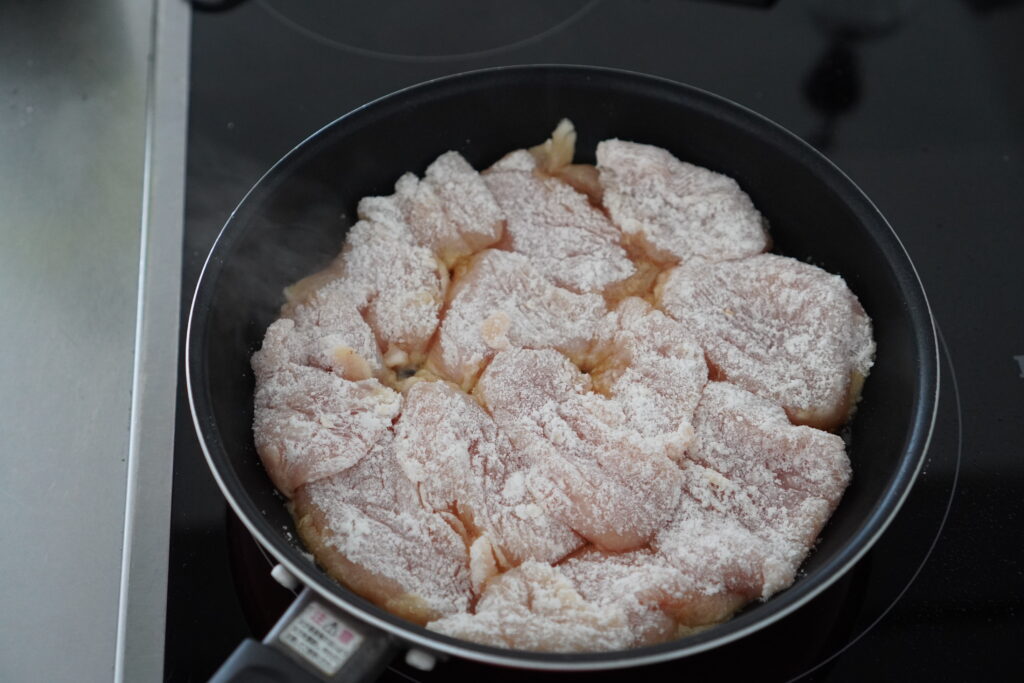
[0,0,189,681]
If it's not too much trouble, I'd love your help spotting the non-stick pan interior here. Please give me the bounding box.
[188,66,936,668]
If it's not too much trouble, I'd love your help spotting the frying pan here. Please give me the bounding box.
[187,65,938,680]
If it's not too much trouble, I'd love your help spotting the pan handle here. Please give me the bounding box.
[209,587,399,682]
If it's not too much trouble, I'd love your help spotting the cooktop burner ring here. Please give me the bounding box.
[257,0,601,63]
[790,319,962,680]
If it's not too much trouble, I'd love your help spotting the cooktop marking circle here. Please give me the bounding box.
[257,0,601,63]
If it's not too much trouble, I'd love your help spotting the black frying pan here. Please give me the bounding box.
[187,65,938,679]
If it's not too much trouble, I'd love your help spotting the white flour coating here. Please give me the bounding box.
[655,382,850,600]
[690,381,851,509]
[345,204,447,359]
[250,130,873,653]
[598,139,768,264]
[654,484,790,599]
[394,380,583,570]
[559,549,683,645]
[428,249,607,389]
[427,561,635,652]
[474,348,685,552]
[656,253,875,430]
[554,379,851,632]
[293,438,472,621]
[343,218,447,358]
[262,282,385,381]
[391,151,505,266]
[251,360,401,498]
[485,149,635,293]
[588,297,708,463]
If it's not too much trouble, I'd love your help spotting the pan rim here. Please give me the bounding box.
[185,63,939,670]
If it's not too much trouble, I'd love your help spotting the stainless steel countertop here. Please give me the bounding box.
[0,1,189,680]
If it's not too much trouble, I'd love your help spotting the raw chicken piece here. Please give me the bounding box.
[652,382,851,605]
[292,438,472,625]
[527,118,577,175]
[475,348,683,551]
[587,297,708,462]
[561,385,850,628]
[339,209,448,365]
[273,204,449,373]
[691,381,851,510]
[686,382,849,562]
[387,151,505,267]
[527,119,604,203]
[653,484,785,611]
[559,548,680,646]
[427,249,606,390]
[260,282,386,382]
[279,152,493,371]
[251,361,400,498]
[597,139,768,265]
[484,146,634,294]
[563,543,758,637]
[427,561,634,652]
[393,381,583,578]
[656,253,875,430]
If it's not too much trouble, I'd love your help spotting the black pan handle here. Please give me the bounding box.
[209,587,399,682]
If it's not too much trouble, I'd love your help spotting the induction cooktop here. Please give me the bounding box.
[166,1,1024,680]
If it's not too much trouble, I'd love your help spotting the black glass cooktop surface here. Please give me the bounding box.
[167,1,1024,680]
